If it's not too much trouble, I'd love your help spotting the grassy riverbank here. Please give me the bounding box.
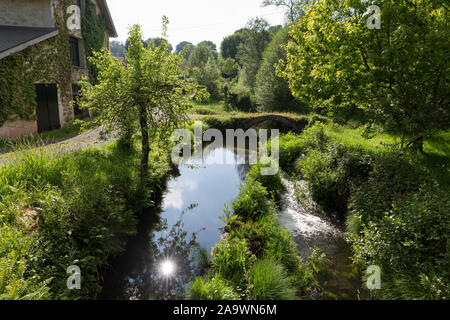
[0,140,171,299]
[189,112,449,300]
[277,124,449,299]
[187,163,326,300]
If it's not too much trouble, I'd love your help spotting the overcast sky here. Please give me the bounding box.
[106,0,285,49]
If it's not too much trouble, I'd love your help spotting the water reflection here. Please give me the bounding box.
[100,148,249,300]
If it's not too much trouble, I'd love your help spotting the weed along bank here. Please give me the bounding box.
[0,0,117,138]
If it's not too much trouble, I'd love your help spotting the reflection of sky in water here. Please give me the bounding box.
[158,148,247,252]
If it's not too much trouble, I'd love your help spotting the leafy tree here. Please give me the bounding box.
[220,31,244,60]
[197,41,218,60]
[280,0,449,152]
[79,22,207,179]
[237,18,271,90]
[262,0,311,24]
[175,41,195,60]
[255,27,304,112]
[220,57,239,79]
[145,37,173,52]
[188,42,215,69]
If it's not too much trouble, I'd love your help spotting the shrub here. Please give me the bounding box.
[262,218,299,273]
[0,141,169,299]
[232,181,271,220]
[212,237,256,288]
[249,258,296,300]
[246,163,285,204]
[351,185,450,300]
[187,276,239,300]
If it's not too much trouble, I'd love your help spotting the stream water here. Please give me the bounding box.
[100,146,364,300]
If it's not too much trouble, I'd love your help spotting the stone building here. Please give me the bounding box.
[0,0,117,138]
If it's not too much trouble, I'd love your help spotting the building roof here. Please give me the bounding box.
[97,0,118,38]
[0,25,59,60]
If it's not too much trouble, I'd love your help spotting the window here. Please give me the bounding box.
[69,37,80,67]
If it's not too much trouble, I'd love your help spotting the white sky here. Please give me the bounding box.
[106,0,285,50]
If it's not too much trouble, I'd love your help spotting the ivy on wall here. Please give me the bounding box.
[0,0,73,127]
[82,0,106,84]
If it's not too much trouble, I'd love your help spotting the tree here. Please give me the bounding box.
[262,0,311,24]
[175,41,194,61]
[197,41,218,60]
[255,27,304,112]
[220,57,239,79]
[220,31,244,60]
[189,44,221,99]
[188,42,215,69]
[236,18,271,90]
[145,37,173,52]
[280,0,449,152]
[78,22,207,179]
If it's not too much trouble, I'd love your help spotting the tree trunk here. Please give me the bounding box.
[139,104,150,180]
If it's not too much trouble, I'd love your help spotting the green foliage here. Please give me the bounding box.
[246,163,285,204]
[285,122,449,300]
[145,37,173,52]
[175,41,194,61]
[226,79,256,112]
[255,27,305,113]
[0,53,37,126]
[220,32,244,60]
[258,214,299,273]
[232,180,271,220]
[0,0,72,126]
[236,18,272,90]
[197,41,218,60]
[0,141,170,299]
[219,57,239,79]
[0,256,51,300]
[249,258,296,300]
[187,276,239,300]
[351,185,450,300]
[82,0,106,83]
[79,23,207,178]
[188,43,216,69]
[281,0,450,151]
[212,238,256,288]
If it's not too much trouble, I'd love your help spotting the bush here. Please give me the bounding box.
[249,258,296,300]
[212,238,256,288]
[246,163,285,204]
[227,81,256,112]
[260,215,299,273]
[351,185,450,300]
[187,276,239,300]
[0,141,169,299]
[232,181,271,220]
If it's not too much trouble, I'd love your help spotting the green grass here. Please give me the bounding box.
[249,258,296,300]
[187,276,239,300]
[0,122,84,152]
[190,101,228,115]
[0,139,170,299]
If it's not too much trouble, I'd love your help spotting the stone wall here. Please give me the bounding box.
[0,0,54,28]
[0,120,38,139]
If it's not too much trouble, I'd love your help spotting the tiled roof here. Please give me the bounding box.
[0,25,58,59]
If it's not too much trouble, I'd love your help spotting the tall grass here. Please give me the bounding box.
[249,258,296,300]
[0,140,170,299]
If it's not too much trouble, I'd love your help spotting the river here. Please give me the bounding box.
[100,146,364,300]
